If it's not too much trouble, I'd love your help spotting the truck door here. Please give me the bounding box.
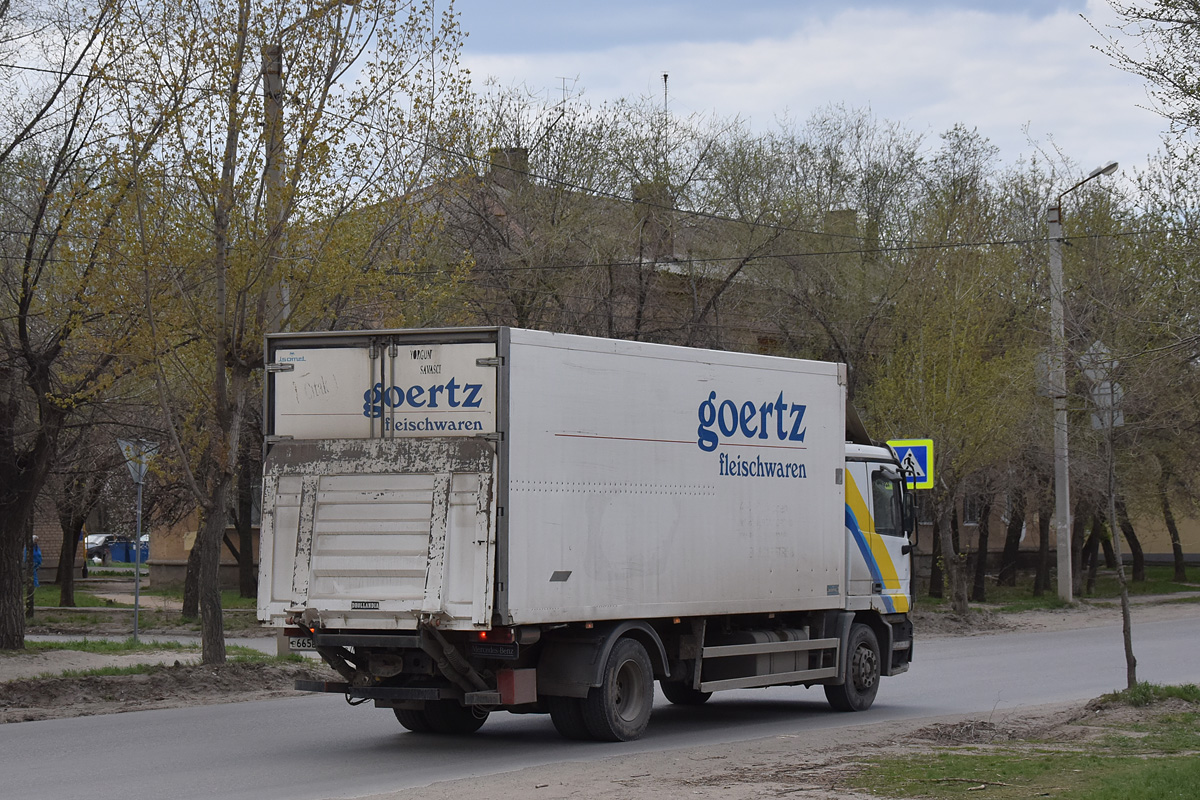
[258,336,501,631]
[845,462,912,613]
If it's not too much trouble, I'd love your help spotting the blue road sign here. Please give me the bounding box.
[887,439,934,490]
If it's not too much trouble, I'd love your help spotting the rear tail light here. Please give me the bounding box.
[472,627,515,643]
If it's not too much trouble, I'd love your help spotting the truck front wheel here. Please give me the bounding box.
[583,638,654,741]
[824,623,881,712]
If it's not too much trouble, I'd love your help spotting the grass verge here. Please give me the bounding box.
[849,683,1200,800]
[920,565,1198,614]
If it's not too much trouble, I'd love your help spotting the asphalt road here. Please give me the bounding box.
[6,614,1199,800]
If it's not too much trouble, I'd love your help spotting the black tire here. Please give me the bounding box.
[583,638,654,741]
[824,623,881,712]
[659,679,712,706]
[547,695,592,740]
[423,700,488,734]
[393,708,432,732]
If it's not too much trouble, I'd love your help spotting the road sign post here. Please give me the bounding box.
[117,439,158,643]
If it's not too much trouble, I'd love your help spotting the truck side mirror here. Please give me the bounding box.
[903,492,917,546]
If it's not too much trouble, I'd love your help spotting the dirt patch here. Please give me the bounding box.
[0,658,340,723]
[360,697,1197,800]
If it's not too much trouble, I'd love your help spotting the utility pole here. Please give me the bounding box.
[262,44,284,235]
[1046,160,1117,602]
[260,1,359,329]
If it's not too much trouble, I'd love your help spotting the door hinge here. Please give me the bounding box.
[475,432,503,442]
[266,362,295,373]
[476,357,503,367]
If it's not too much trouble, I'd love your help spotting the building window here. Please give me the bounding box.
[962,494,985,526]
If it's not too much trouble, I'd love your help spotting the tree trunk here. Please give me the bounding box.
[938,491,968,614]
[1071,499,1089,597]
[0,469,48,648]
[55,504,91,608]
[950,505,961,557]
[0,402,62,648]
[1083,515,1103,595]
[234,440,257,598]
[971,494,993,603]
[928,525,944,599]
[54,521,79,608]
[1034,500,1051,597]
[1158,472,1188,583]
[997,488,1025,587]
[182,534,202,619]
[197,475,234,665]
[1100,529,1117,569]
[54,468,109,607]
[1115,499,1145,582]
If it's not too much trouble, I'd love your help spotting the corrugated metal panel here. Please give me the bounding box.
[308,474,437,602]
[258,437,496,628]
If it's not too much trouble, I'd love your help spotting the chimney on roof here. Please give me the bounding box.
[488,147,529,193]
[823,208,858,238]
[632,181,674,262]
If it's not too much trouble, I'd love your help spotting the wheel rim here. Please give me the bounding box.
[614,658,650,722]
[851,643,879,692]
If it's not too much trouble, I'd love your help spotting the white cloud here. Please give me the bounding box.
[459,0,1163,174]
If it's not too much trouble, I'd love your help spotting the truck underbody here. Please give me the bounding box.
[290,608,912,741]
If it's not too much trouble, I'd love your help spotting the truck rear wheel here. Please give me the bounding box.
[547,696,592,740]
[824,623,880,712]
[393,708,432,732]
[583,638,654,741]
[423,700,488,734]
[659,680,712,706]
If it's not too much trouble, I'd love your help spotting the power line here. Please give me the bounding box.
[2,225,1196,276]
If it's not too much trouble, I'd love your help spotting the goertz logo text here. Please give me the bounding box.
[363,378,484,418]
[697,391,807,452]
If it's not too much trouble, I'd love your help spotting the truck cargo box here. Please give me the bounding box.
[260,327,847,631]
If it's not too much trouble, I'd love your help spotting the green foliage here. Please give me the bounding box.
[985,566,1196,609]
[1098,682,1200,707]
[31,587,112,608]
[136,587,257,610]
[853,750,1200,799]
[852,687,1200,798]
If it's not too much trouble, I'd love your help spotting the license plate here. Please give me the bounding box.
[289,637,315,651]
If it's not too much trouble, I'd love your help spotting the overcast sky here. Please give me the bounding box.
[454,0,1164,179]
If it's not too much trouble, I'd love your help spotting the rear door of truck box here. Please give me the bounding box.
[258,331,501,631]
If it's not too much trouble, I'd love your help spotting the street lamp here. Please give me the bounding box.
[1047,160,1118,603]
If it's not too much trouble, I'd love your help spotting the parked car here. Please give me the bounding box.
[85,533,116,564]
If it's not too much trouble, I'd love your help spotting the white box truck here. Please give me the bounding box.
[258,327,915,741]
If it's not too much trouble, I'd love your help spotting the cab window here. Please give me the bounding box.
[871,470,904,537]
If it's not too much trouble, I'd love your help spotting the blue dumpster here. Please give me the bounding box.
[109,541,149,563]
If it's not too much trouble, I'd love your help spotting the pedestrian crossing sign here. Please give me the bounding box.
[887,439,934,490]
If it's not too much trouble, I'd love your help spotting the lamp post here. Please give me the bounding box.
[1047,160,1118,603]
